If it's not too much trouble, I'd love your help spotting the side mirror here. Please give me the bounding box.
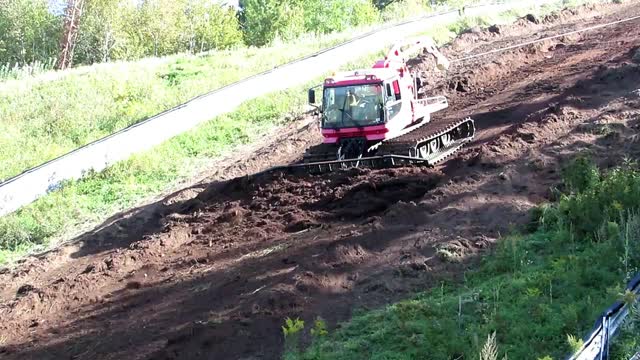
[308,89,316,104]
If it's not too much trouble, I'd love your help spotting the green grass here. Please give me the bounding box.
[287,158,640,360]
[0,33,353,181]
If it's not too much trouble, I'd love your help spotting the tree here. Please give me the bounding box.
[0,0,62,66]
[239,0,305,46]
[301,0,379,35]
[57,0,85,69]
[74,0,242,63]
[74,0,143,63]
[239,0,380,46]
[185,0,243,53]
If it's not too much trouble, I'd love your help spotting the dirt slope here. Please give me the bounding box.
[2,3,640,359]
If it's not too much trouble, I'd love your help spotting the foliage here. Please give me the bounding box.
[1,0,244,67]
[557,159,640,237]
[611,302,640,358]
[379,0,431,22]
[239,0,380,46]
[480,332,508,360]
[301,0,380,35]
[310,318,329,337]
[283,317,306,337]
[239,0,306,46]
[75,0,243,63]
[283,317,306,359]
[0,0,61,67]
[561,155,600,194]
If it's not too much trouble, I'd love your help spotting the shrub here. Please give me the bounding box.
[558,165,640,238]
[561,155,600,194]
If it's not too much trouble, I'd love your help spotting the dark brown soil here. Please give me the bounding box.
[2,3,640,359]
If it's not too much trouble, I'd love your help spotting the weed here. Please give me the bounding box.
[282,317,305,360]
[310,318,328,338]
[480,332,507,360]
[566,334,584,354]
[611,302,640,358]
[561,155,599,194]
[282,317,305,337]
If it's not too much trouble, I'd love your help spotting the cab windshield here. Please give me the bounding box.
[322,84,384,129]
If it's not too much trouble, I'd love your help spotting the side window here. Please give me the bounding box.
[386,83,392,98]
[392,80,401,101]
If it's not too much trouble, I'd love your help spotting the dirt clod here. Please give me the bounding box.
[525,14,540,24]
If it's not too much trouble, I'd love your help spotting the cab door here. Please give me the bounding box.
[385,78,405,126]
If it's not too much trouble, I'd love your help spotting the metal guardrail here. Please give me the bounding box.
[569,273,640,360]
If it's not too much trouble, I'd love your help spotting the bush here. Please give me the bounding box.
[559,165,640,238]
[530,156,640,241]
[561,155,600,194]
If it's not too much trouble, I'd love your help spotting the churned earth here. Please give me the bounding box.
[2,2,640,359]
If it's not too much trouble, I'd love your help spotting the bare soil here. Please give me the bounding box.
[2,3,640,359]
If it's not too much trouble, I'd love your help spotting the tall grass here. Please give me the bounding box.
[0,58,57,81]
[290,157,640,360]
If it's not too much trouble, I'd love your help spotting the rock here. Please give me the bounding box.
[488,24,501,34]
[525,14,540,24]
[464,26,483,35]
[16,284,37,297]
[518,132,536,143]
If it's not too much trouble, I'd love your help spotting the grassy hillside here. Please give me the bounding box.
[289,158,640,360]
[0,3,554,264]
[0,33,350,181]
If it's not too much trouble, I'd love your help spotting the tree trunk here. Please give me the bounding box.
[57,0,85,70]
